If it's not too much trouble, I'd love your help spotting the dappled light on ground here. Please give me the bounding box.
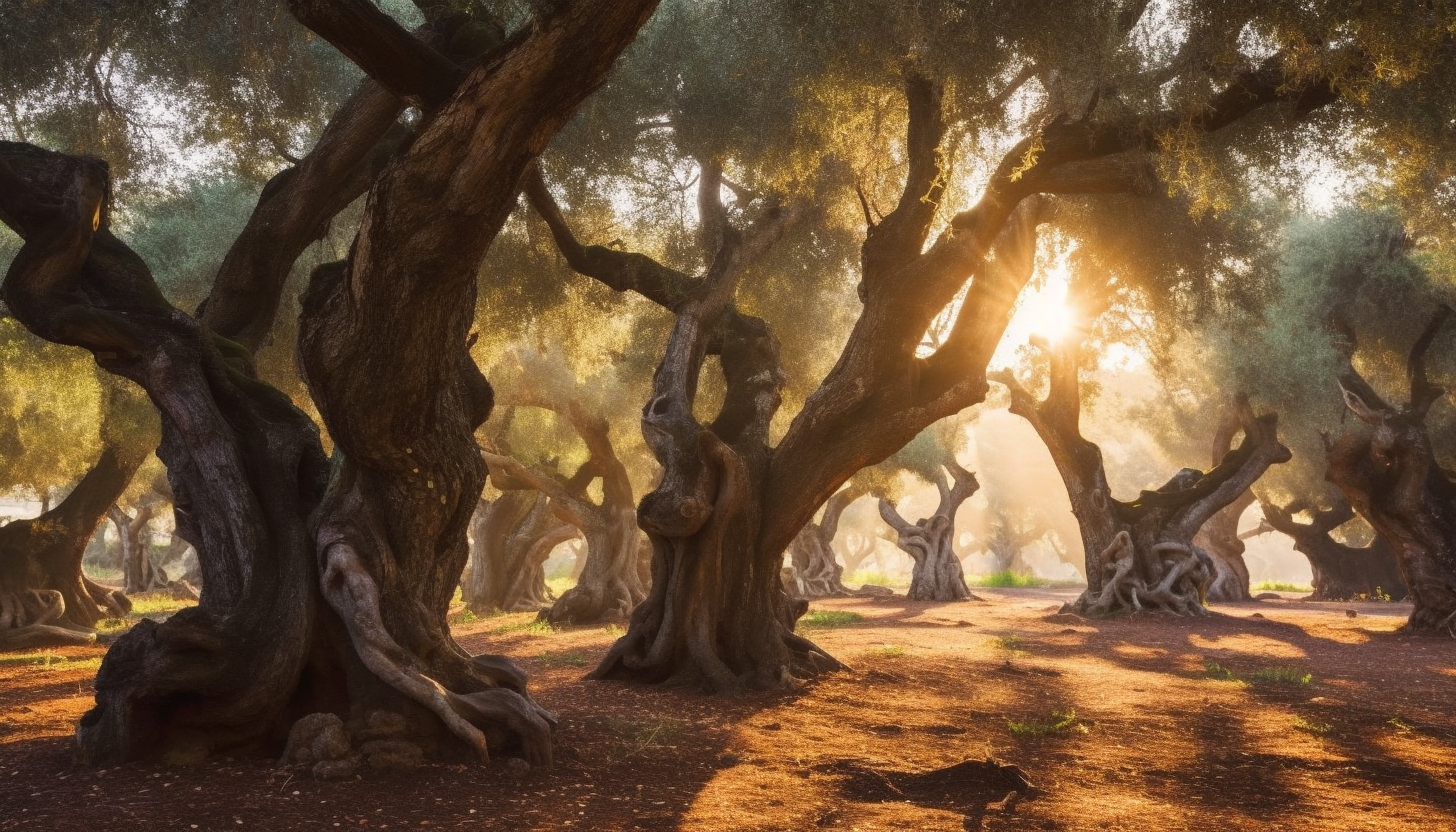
[0,589,1451,830]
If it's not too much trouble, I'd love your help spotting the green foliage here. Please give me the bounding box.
[972,571,1047,588]
[1252,581,1313,593]
[1291,715,1331,736]
[0,652,102,671]
[534,650,589,667]
[797,609,864,629]
[493,618,554,635]
[862,645,904,659]
[1007,709,1082,736]
[587,715,683,759]
[1205,661,1312,686]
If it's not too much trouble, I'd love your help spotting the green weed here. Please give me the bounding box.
[494,618,554,635]
[535,650,589,667]
[1248,667,1313,686]
[862,645,905,658]
[971,571,1047,588]
[990,635,1031,655]
[603,623,624,637]
[1252,581,1313,593]
[1008,710,1082,736]
[0,652,102,671]
[588,715,683,758]
[1292,715,1330,735]
[1387,716,1414,732]
[798,610,864,629]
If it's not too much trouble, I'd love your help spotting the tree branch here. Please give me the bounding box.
[286,0,462,107]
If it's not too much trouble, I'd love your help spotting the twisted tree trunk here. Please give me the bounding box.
[484,377,648,625]
[0,380,149,650]
[789,484,866,598]
[532,55,1337,688]
[878,463,980,601]
[1255,498,1406,601]
[463,492,575,614]
[1193,406,1257,601]
[1327,307,1456,630]
[0,0,658,766]
[109,501,163,595]
[992,333,1290,617]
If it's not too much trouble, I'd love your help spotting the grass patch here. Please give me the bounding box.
[862,645,905,659]
[798,609,864,629]
[1387,716,1414,732]
[1292,715,1331,735]
[990,635,1030,654]
[1204,661,1312,686]
[126,592,196,618]
[535,649,589,667]
[1008,709,1083,736]
[844,570,905,589]
[603,623,624,637]
[587,715,683,758]
[546,576,575,597]
[1249,667,1314,686]
[1252,581,1313,593]
[448,607,480,626]
[493,618,554,635]
[970,570,1047,588]
[0,652,102,671]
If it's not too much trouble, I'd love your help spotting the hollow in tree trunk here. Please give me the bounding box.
[1253,498,1407,601]
[1327,307,1456,630]
[878,463,980,602]
[992,331,1290,617]
[0,0,659,767]
[0,379,151,650]
[463,492,575,614]
[789,483,867,598]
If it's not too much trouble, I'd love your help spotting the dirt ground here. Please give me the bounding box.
[1,588,1453,831]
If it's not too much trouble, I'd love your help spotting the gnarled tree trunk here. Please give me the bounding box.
[0,380,149,650]
[1255,498,1407,601]
[0,0,658,767]
[993,332,1290,617]
[483,370,648,625]
[109,501,163,595]
[1193,406,1258,602]
[1327,307,1456,629]
[789,484,866,598]
[878,462,980,601]
[463,493,575,614]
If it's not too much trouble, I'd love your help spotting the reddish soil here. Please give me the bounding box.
[1,588,1453,831]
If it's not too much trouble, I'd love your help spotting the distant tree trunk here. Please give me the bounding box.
[992,332,1290,617]
[484,384,648,625]
[0,381,152,650]
[1327,307,1456,629]
[108,502,164,595]
[0,0,658,766]
[840,533,875,577]
[1192,405,1257,601]
[878,463,980,601]
[463,493,576,614]
[789,484,866,598]
[1255,498,1406,601]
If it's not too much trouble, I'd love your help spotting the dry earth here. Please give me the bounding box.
[1,588,1453,831]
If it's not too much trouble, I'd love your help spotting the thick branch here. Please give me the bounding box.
[286,0,461,107]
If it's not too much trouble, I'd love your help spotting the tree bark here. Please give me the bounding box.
[1255,498,1406,601]
[878,462,980,601]
[788,484,866,598]
[0,0,658,767]
[1327,307,1456,629]
[109,501,163,595]
[484,376,648,625]
[463,492,575,614]
[1193,405,1257,601]
[992,333,1290,617]
[0,380,150,650]
[531,53,1337,688]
